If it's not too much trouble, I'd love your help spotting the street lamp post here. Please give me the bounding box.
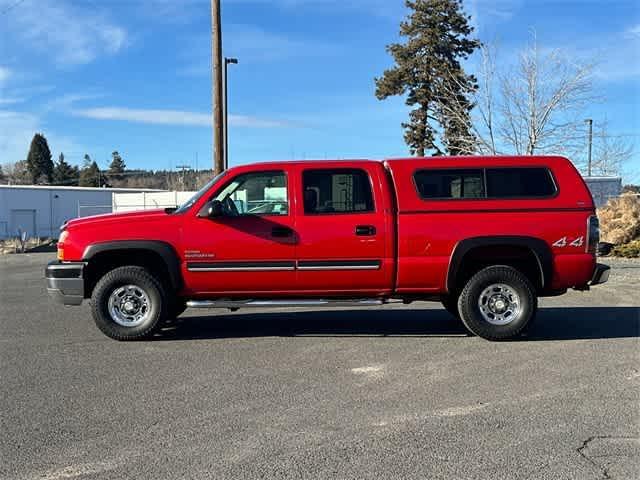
[224,57,238,170]
[585,118,593,177]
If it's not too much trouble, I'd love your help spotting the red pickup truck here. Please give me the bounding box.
[46,156,609,341]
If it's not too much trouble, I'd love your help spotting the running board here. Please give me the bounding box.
[185,298,387,309]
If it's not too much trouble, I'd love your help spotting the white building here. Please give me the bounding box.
[112,191,195,213]
[0,185,167,239]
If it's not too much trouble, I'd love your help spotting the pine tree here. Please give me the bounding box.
[79,154,101,187]
[53,153,79,186]
[26,133,54,183]
[375,0,479,156]
[108,151,126,181]
[0,164,5,183]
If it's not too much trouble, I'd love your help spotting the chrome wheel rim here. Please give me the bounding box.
[107,284,151,327]
[478,283,521,325]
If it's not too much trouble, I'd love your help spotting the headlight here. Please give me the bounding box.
[57,230,69,260]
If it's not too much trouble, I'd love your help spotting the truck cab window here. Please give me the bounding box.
[486,168,557,198]
[214,171,288,216]
[303,169,374,214]
[414,169,484,199]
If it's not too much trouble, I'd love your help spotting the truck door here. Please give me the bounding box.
[293,166,393,294]
[182,169,298,294]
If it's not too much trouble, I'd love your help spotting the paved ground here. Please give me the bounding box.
[1,253,639,480]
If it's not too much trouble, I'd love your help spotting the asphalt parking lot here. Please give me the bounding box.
[1,253,639,480]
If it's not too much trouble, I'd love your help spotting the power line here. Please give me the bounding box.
[0,0,27,15]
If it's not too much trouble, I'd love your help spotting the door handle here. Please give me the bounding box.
[355,225,376,236]
[271,226,293,238]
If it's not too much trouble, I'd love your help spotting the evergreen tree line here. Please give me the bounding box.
[0,133,213,190]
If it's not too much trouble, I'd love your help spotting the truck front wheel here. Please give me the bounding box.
[457,265,537,340]
[440,295,460,318]
[91,266,168,340]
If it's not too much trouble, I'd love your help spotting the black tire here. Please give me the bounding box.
[91,266,168,340]
[457,265,537,341]
[441,294,475,336]
[170,298,187,318]
[440,295,460,318]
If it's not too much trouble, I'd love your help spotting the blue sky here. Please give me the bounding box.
[0,0,638,181]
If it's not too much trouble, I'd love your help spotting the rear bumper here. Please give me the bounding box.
[45,261,85,305]
[590,263,610,286]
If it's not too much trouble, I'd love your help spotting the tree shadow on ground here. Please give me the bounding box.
[157,306,640,342]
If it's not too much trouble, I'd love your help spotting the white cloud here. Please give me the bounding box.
[581,24,640,82]
[1,0,127,66]
[71,106,293,128]
[0,110,85,164]
[625,24,640,39]
[465,0,521,33]
[179,25,336,76]
[0,66,11,86]
[226,0,403,19]
[134,0,204,24]
[226,24,334,62]
[0,68,25,113]
[0,110,38,163]
[0,97,24,106]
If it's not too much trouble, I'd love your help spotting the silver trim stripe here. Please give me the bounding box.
[187,298,386,308]
[296,265,379,271]
[188,266,296,272]
[187,260,381,272]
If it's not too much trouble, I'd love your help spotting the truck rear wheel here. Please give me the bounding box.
[458,265,536,340]
[91,266,168,340]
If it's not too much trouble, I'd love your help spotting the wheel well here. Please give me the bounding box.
[84,249,175,299]
[451,244,543,293]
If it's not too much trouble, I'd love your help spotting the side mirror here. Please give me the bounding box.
[198,200,224,218]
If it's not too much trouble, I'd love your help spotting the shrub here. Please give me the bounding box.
[611,240,640,258]
[598,194,640,245]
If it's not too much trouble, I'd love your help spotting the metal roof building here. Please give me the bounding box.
[0,185,163,239]
[583,176,623,208]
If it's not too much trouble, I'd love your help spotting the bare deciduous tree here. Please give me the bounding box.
[437,43,499,154]
[590,120,634,176]
[499,33,595,155]
[439,32,596,157]
[1,160,31,184]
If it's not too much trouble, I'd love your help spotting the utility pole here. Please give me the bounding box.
[176,165,191,191]
[585,118,593,177]
[211,0,224,175]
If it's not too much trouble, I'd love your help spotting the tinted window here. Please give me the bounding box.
[303,169,374,214]
[214,171,288,215]
[486,168,556,198]
[414,169,484,199]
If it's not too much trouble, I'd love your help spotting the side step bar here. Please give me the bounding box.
[186,298,388,309]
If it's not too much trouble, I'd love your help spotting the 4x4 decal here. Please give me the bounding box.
[553,236,584,248]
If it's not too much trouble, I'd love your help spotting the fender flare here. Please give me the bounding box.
[447,236,552,292]
[82,240,183,290]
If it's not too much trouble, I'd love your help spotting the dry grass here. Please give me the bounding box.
[598,194,640,246]
[0,238,55,254]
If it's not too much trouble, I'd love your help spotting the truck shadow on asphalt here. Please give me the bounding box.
[158,307,640,341]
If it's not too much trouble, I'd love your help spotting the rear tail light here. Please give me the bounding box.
[586,215,599,254]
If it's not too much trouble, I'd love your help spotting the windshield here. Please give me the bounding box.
[173,171,227,214]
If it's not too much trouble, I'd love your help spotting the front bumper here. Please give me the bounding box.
[590,263,610,286]
[45,261,86,305]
